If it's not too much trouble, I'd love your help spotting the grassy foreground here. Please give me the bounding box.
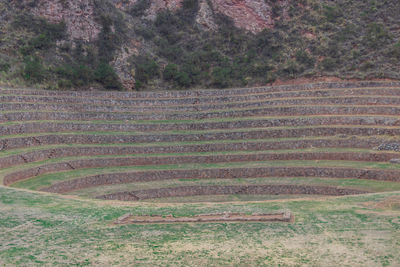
[0,185,399,266]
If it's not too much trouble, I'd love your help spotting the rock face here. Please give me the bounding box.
[25,0,101,42]
[112,40,142,91]
[208,0,289,33]
[210,0,274,33]
[145,0,183,20]
[13,0,291,40]
[112,0,286,33]
[112,0,183,19]
[196,0,217,31]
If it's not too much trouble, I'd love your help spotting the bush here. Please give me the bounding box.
[280,60,303,78]
[133,55,160,86]
[212,66,232,88]
[95,63,122,90]
[55,64,95,87]
[181,0,198,11]
[390,42,400,59]
[179,0,199,22]
[130,0,151,17]
[365,23,391,49]
[97,15,123,62]
[14,15,66,56]
[0,61,10,73]
[320,57,338,71]
[23,56,46,83]
[323,5,341,22]
[163,64,179,81]
[175,71,191,87]
[135,26,155,40]
[13,14,66,40]
[295,50,315,68]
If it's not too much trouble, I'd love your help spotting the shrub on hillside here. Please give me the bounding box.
[163,63,179,81]
[364,23,392,49]
[133,55,160,88]
[390,42,400,59]
[55,64,95,87]
[95,63,122,90]
[296,50,315,68]
[23,56,46,83]
[323,4,342,22]
[130,0,151,17]
[0,61,10,73]
[212,66,232,88]
[320,57,338,71]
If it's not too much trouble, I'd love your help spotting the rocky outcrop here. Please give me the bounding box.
[112,0,183,19]
[113,0,289,33]
[112,40,142,90]
[112,0,288,33]
[209,0,289,33]
[196,0,217,31]
[146,0,183,20]
[21,0,101,41]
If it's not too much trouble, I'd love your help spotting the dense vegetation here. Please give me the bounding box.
[0,0,399,90]
[131,0,400,89]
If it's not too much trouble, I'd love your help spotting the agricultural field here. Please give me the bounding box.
[1,81,400,266]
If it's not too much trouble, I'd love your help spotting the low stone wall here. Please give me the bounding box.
[97,184,368,201]
[1,88,400,113]
[2,116,400,136]
[115,212,293,224]
[2,81,400,99]
[41,166,400,193]
[4,151,399,185]
[2,106,400,123]
[0,137,390,168]
[1,127,400,151]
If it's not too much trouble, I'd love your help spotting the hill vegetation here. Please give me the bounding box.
[0,0,399,90]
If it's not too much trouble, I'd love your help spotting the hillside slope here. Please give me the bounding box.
[0,0,399,90]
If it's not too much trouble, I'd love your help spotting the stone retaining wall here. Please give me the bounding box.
[2,116,400,135]
[0,138,390,168]
[1,89,400,114]
[1,127,400,151]
[97,184,367,201]
[41,166,400,193]
[2,106,400,123]
[1,96,400,112]
[2,81,400,99]
[4,151,399,185]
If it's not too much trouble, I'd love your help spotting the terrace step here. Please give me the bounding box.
[2,116,400,135]
[0,137,391,168]
[2,127,400,150]
[2,87,400,108]
[2,81,400,98]
[39,166,400,193]
[4,151,399,185]
[2,96,400,112]
[2,105,400,122]
[2,81,400,201]
[75,176,400,198]
[97,185,368,201]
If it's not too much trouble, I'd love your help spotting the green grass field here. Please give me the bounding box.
[0,186,399,266]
